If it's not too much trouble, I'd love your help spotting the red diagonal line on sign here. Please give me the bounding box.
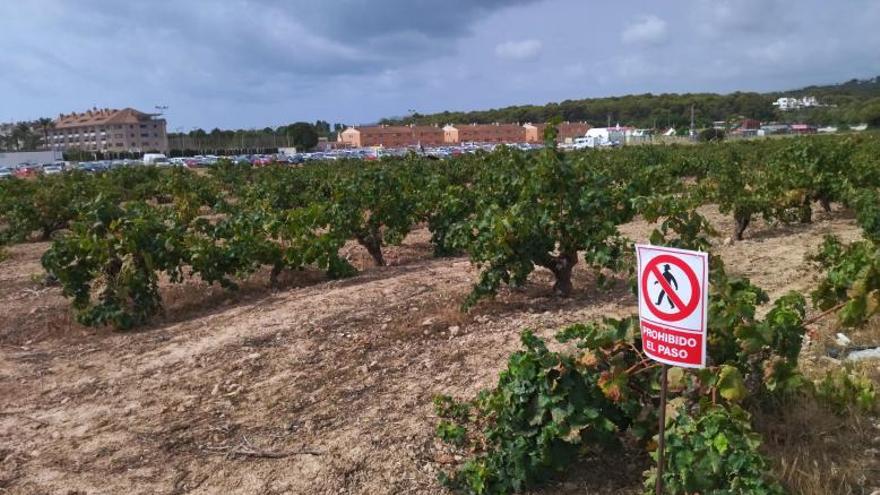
[649,265,687,313]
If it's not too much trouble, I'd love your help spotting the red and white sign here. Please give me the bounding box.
[636,244,709,368]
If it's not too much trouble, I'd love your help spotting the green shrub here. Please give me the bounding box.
[644,405,784,495]
[436,331,624,494]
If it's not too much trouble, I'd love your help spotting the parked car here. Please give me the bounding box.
[143,153,168,165]
[42,164,64,175]
[233,155,252,165]
[251,155,272,166]
[14,165,41,178]
[0,168,12,179]
[200,155,219,166]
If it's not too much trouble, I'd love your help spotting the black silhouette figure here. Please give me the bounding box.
[654,264,679,309]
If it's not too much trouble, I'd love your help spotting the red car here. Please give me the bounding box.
[14,165,41,178]
[251,156,272,167]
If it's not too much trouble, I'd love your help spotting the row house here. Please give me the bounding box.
[523,122,591,144]
[339,121,590,148]
[445,123,527,144]
[338,125,445,148]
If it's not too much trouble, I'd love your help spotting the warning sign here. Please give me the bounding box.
[636,245,708,368]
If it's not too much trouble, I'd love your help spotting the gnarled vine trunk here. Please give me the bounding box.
[356,226,386,267]
[798,197,813,224]
[733,210,751,241]
[541,249,578,296]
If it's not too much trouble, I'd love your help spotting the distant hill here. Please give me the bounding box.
[782,76,880,98]
[381,76,880,129]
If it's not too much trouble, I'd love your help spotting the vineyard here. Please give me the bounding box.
[1,130,879,494]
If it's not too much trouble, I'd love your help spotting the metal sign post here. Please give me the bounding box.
[655,364,668,495]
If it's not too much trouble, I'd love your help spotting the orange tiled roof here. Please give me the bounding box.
[351,125,442,135]
[454,123,523,130]
[53,108,155,128]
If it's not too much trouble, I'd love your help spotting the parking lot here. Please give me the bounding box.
[0,142,547,178]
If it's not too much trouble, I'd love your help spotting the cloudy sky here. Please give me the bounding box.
[2,0,879,129]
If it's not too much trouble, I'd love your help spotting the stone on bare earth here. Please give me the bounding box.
[846,347,880,362]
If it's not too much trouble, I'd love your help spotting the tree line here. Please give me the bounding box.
[166,120,343,154]
[382,76,880,129]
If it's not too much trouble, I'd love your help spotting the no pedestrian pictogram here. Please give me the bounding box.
[642,254,701,322]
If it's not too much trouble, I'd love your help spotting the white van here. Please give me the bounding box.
[142,153,168,165]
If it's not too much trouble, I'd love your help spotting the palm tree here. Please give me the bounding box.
[11,123,33,151]
[36,117,55,150]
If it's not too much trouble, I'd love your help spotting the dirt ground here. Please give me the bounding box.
[0,205,875,495]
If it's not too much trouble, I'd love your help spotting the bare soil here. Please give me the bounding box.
[0,206,876,494]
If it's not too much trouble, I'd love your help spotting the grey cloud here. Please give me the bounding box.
[621,15,668,45]
[2,0,539,85]
[286,0,539,41]
[495,39,543,61]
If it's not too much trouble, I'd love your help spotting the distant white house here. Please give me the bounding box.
[773,96,822,111]
[574,126,628,149]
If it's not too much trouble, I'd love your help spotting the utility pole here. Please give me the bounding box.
[690,104,696,139]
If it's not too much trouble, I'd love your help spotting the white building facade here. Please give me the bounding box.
[773,96,822,111]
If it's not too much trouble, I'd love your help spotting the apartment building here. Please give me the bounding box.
[46,107,168,153]
[338,125,445,148]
